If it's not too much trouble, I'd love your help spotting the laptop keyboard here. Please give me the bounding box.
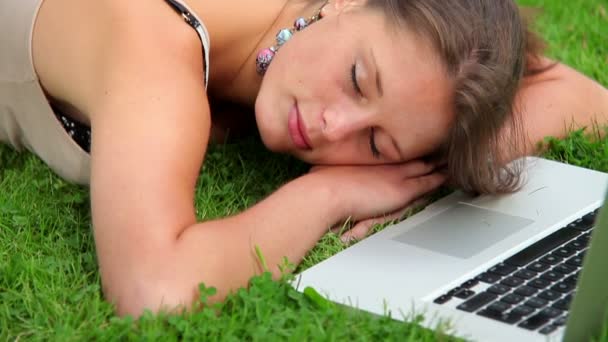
[433,208,599,335]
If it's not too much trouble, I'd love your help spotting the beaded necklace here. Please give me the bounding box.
[255,3,326,75]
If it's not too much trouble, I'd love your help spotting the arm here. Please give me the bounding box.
[516,57,608,152]
[85,15,444,317]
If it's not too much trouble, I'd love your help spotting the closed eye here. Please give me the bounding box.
[369,128,381,159]
[351,63,362,95]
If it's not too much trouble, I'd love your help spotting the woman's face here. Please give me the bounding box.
[255,4,455,165]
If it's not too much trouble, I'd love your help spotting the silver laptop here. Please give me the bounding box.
[296,157,608,341]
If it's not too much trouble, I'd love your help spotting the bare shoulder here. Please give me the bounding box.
[33,0,205,120]
[515,57,608,152]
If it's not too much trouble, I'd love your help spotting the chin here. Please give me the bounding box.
[256,127,284,153]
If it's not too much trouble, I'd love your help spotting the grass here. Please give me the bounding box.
[1,0,607,340]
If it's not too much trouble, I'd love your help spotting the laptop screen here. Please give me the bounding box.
[564,190,608,341]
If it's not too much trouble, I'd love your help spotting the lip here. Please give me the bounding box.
[288,103,313,150]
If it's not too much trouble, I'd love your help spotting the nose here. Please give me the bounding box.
[321,105,375,142]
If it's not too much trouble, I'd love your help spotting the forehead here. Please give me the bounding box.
[361,11,449,98]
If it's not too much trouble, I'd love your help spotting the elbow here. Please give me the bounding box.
[102,267,230,318]
[103,275,199,318]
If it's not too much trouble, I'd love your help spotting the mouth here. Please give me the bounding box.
[288,102,313,150]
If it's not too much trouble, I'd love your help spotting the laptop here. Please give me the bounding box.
[296,157,608,341]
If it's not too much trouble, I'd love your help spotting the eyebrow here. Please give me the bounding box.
[370,48,384,97]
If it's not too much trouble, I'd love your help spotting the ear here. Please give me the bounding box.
[321,0,366,17]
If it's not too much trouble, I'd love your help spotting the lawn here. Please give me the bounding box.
[1,0,607,340]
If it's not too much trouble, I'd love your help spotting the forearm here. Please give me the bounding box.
[177,174,341,295]
[103,161,442,316]
[113,173,344,315]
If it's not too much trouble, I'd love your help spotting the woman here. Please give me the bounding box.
[1,0,607,316]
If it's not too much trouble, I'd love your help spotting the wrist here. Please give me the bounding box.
[294,172,347,225]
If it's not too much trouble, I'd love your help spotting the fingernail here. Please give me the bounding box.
[340,235,353,244]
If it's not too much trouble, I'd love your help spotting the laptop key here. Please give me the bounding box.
[514,269,537,280]
[565,240,586,251]
[527,278,552,289]
[539,307,563,319]
[552,315,568,326]
[511,305,535,317]
[538,290,561,301]
[454,289,475,299]
[460,279,479,289]
[552,281,575,294]
[541,270,565,282]
[525,297,548,309]
[477,310,522,325]
[486,301,511,314]
[433,295,451,304]
[527,262,550,273]
[539,255,563,265]
[564,272,579,285]
[568,217,594,231]
[446,287,462,297]
[576,233,591,246]
[504,228,579,267]
[539,324,559,335]
[518,312,551,330]
[488,264,517,276]
[582,211,597,224]
[553,297,573,311]
[553,263,577,274]
[501,293,525,305]
[487,284,510,295]
[551,247,576,258]
[457,292,497,312]
[500,276,524,287]
[515,286,538,297]
[566,255,584,267]
[477,272,501,284]
[552,301,569,311]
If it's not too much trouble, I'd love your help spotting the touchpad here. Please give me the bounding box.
[392,204,534,259]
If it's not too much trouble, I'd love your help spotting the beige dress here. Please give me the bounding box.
[0,0,210,185]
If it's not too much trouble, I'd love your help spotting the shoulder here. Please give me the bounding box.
[93,0,206,90]
[34,0,206,114]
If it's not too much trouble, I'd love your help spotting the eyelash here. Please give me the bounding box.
[369,128,381,159]
[351,63,380,159]
[351,63,362,95]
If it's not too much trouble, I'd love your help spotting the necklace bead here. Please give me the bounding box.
[255,4,325,76]
[294,17,308,31]
[276,29,294,46]
[256,48,276,75]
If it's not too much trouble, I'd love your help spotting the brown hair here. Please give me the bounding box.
[366,0,548,194]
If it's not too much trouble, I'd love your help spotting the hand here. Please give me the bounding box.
[336,197,431,243]
[307,160,446,226]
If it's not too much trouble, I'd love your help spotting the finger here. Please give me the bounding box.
[330,216,355,235]
[340,209,405,243]
[309,165,327,173]
[340,196,431,243]
[402,172,447,201]
[397,160,437,178]
[340,218,380,243]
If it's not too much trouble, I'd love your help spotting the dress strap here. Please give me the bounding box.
[164,0,211,88]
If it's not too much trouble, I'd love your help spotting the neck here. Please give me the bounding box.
[190,0,325,106]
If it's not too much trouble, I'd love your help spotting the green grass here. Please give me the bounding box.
[1,0,607,340]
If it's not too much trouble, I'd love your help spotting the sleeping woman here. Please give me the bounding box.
[1,0,607,316]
